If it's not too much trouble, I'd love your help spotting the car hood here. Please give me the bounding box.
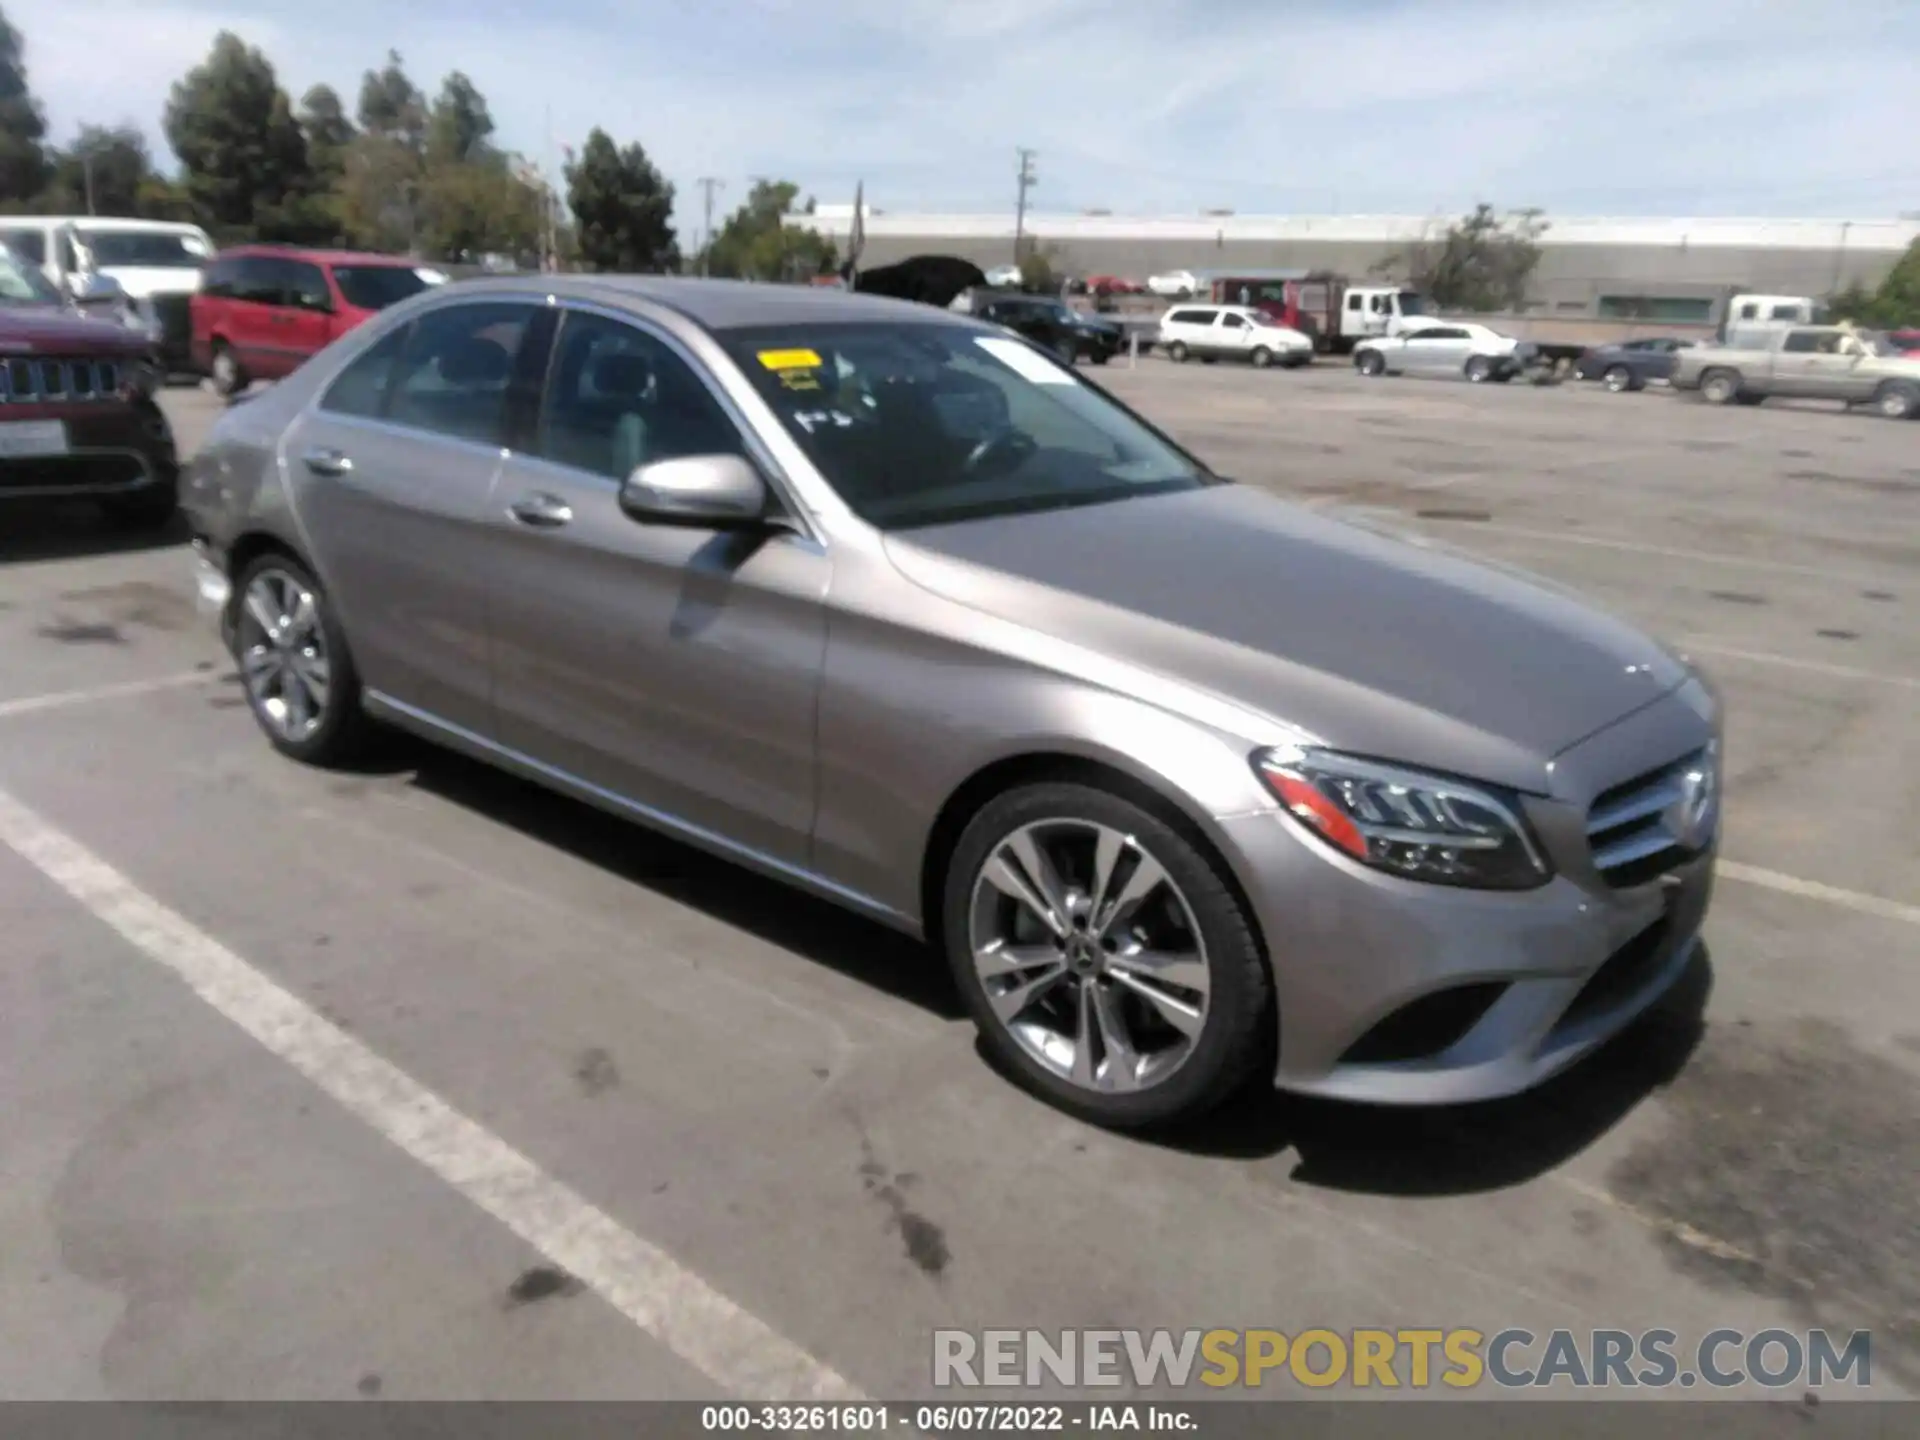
[882,484,1688,795]
[95,265,202,299]
[0,306,151,355]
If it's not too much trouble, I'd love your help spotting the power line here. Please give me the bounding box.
[696,176,725,275]
[1014,148,1038,263]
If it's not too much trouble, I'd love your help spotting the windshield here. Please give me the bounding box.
[720,321,1212,530]
[1397,291,1432,316]
[333,265,434,311]
[0,246,63,305]
[80,229,210,268]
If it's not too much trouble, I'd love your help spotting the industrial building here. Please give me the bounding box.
[800,208,1919,320]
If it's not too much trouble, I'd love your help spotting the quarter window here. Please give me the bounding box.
[535,310,743,480]
[384,302,535,446]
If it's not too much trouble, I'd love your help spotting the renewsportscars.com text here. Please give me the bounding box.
[932,1327,1873,1391]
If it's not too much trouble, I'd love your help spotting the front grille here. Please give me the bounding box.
[0,357,123,404]
[1585,746,1716,887]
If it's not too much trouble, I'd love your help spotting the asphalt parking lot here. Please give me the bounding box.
[1,367,1915,1403]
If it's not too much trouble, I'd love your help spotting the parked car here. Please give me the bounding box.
[1146,270,1202,298]
[973,293,1126,363]
[0,246,178,528]
[1885,329,1920,357]
[1157,304,1314,368]
[1575,337,1697,392]
[1670,324,1920,418]
[982,264,1024,289]
[191,245,446,397]
[183,276,1720,1129]
[1354,323,1525,383]
[1086,275,1142,297]
[0,215,213,372]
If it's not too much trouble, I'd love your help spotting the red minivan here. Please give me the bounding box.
[190,245,447,396]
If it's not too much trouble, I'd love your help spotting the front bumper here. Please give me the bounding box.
[0,400,178,501]
[1219,691,1718,1105]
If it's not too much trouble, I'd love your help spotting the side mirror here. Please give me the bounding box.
[618,454,773,529]
[71,272,124,306]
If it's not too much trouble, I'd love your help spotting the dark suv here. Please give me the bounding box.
[972,294,1126,364]
[0,245,178,528]
[191,245,443,396]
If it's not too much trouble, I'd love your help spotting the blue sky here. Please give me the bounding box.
[14,0,1919,233]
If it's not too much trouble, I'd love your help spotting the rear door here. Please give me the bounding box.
[282,297,547,736]
[1771,329,1848,398]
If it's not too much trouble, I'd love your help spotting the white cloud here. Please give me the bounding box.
[12,0,1917,229]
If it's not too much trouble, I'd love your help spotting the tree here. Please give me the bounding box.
[1829,239,1920,328]
[418,158,541,262]
[425,72,493,167]
[356,49,425,152]
[1385,204,1548,313]
[0,5,49,205]
[46,124,153,215]
[298,84,355,184]
[564,128,677,273]
[337,132,422,253]
[164,32,313,238]
[703,179,835,282]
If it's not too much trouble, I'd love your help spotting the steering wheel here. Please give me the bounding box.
[962,428,1037,478]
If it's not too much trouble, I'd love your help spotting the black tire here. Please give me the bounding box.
[1464,356,1494,383]
[1603,364,1635,393]
[1734,392,1765,407]
[98,470,179,531]
[1356,350,1386,377]
[1249,346,1274,369]
[1055,338,1077,366]
[229,551,375,767]
[1699,369,1741,405]
[1872,381,1919,420]
[1166,341,1189,363]
[209,340,247,399]
[942,781,1274,1130]
[1091,351,1111,366]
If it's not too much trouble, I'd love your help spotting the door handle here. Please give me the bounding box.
[301,446,352,476]
[509,492,573,528]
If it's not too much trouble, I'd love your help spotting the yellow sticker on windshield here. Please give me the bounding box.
[758,348,823,371]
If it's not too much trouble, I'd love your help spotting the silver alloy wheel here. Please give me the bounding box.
[212,348,238,391]
[968,819,1210,1094]
[236,569,331,743]
[1605,365,1632,392]
[1878,386,1915,419]
[1701,372,1737,404]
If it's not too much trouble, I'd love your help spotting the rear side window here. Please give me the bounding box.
[0,228,46,265]
[1769,304,1802,321]
[201,257,237,299]
[385,302,536,446]
[320,325,410,418]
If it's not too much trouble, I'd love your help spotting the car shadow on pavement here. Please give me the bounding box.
[402,742,969,1022]
[0,500,190,564]
[1165,948,1715,1195]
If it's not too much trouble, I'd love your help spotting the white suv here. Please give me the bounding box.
[1156,305,1314,369]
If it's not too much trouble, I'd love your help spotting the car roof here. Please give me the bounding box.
[220,245,419,266]
[449,274,970,332]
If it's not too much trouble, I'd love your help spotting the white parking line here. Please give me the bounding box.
[1679,640,1918,691]
[0,670,222,720]
[0,783,864,1403]
[1719,860,1920,927]
[1420,519,1887,586]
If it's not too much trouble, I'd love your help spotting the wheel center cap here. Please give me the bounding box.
[1066,936,1100,974]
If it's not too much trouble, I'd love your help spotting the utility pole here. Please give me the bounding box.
[1013,148,1038,263]
[82,154,96,216]
[696,177,725,275]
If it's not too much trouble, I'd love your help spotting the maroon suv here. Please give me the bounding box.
[0,248,178,529]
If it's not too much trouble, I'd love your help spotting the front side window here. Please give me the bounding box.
[1769,304,1803,321]
[320,325,410,418]
[385,302,534,446]
[285,261,331,311]
[0,246,61,304]
[719,321,1211,530]
[231,259,285,307]
[1781,330,1824,354]
[1220,313,1248,329]
[333,265,433,312]
[535,310,743,480]
[0,228,46,265]
[1397,291,1431,316]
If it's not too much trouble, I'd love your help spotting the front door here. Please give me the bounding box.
[276,259,338,376]
[485,306,830,867]
[281,298,543,737]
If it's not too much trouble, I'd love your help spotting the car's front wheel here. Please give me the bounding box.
[209,341,247,399]
[1356,350,1386,377]
[1166,341,1189,363]
[943,782,1273,1130]
[1249,345,1274,369]
[230,553,374,766]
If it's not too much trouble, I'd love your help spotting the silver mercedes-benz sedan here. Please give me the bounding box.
[182,276,1720,1130]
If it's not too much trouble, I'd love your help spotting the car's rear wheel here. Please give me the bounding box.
[1166,341,1189,363]
[1356,350,1386,377]
[1699,369,1741,405]
[1873,381,1919,420]
[230,553,374,767]
[1054,337,1077,366]
[1249,345,1274,369]
[943,782,1272,1130]
[1603,364,1635,393]
[209,341,247,398]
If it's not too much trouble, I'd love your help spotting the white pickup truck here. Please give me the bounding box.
[1670,325,1920,419]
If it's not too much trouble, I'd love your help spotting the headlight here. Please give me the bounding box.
[1253,746,1551,890]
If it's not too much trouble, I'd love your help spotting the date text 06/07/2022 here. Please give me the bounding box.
[699,1404,1199,1433]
